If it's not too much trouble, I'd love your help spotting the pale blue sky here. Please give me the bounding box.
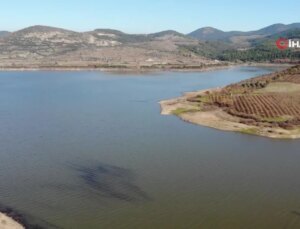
[1,0,299,33]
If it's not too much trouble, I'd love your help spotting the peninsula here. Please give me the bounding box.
[160,65,300,139]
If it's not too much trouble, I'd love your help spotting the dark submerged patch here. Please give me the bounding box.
[291,210,300,217]
[70,163,150,202]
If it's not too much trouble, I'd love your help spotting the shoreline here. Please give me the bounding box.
[0,203,50,229]
[0,205,26,229]
[0,64,232,73]
[0,63,292,73]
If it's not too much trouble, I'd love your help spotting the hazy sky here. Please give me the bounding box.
[1,0,299,33]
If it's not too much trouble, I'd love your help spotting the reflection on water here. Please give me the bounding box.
[0,66,299,229]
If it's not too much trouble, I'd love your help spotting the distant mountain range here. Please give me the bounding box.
[188,23,300,47]
[2,23,300,43]
[183,25,300,62]
[0,23,299,69]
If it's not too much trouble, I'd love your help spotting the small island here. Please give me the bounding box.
[160,65,300,139]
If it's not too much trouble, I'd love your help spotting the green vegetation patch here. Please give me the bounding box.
[228,88,247,95]
[172,107,200,116]
[239,128,258,135]
[257,82,300,93]
[195,95,212,103]
[261,116,292,123]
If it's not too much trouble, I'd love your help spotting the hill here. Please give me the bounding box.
[188,23,300,48]
[0,25,218,70]
[182,28,300,63]
[0,31,10,37]
[188,27,243,42]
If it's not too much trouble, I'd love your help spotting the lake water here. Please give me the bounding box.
[0,67,299,229]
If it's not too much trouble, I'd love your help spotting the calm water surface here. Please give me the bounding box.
[0,67,299,229]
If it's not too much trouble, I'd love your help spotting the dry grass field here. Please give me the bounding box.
[189,65,300,129]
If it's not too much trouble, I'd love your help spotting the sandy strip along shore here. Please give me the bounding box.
[0,213,24,229]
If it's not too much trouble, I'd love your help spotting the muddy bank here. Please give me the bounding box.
[0,204,59,229]
[0,205,33,229]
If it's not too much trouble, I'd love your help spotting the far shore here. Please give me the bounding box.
[0,62,293,73]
